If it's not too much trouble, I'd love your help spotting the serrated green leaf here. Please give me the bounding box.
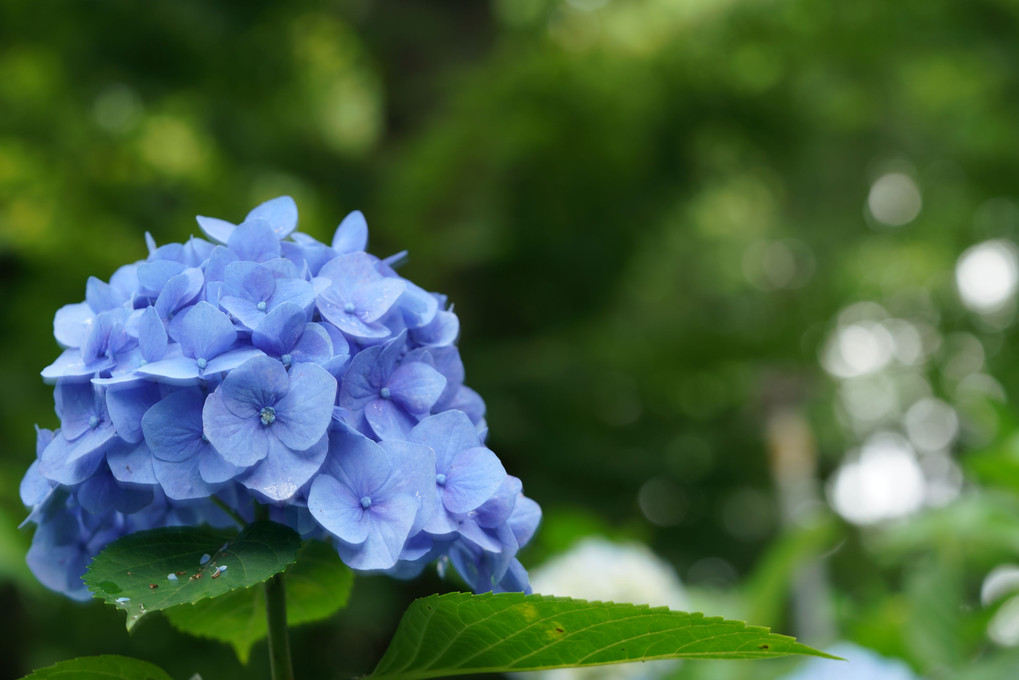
[84,521,301,630]
[368,593,838,680]
[19,654,173,680]
[163,539,354,662]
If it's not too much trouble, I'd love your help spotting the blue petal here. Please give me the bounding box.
[223,261,277,303]
[355,279,407,324]
[291,322,334,365]
[196,214,236,244]
[409,410,481,470]
[332,210,368,253]
[198,446,245,484]
[176,301,237,361]
[137,260,187,295]
[388,362,447,415]
[215,355,290,417]
[220,296,266,330]
[203,347,267,376]
[106,382,162,444]
[55,382,100,439]
[78,466,153,514]
[443,447,506,514]
[85,276,126,313]
[153,452,220,500]
[326,430,392,496]
[246,196,298,239]
[252,302,307,355]
[336,495,417,571]
[228,218,281,262]
[204,245,239,282]
[308,473,370,544]
[272,363,337,451]
[508,495,541,547]
[154,268,204,319]
[395,281,439,329]
[53,302,94,348]
[412,309,460,348]
[41,349,112,384]
[239,433,327,502]
[141,390,206,463]
[202,389,270,467]
[379,440,437,536]
[364,399,417,440]
[106,440,157,485]
[38,432,109,485]
[136,356,202,386]
[20,460,53,507]
[137,306,168,363]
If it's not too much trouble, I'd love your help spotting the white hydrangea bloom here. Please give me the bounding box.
[525,537,687,680]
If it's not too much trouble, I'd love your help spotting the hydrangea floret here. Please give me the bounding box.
[22,196,540,600]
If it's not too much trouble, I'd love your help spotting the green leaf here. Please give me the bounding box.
[368,593,839,680]
[84,521,301,630]
[20,654,173,680]
[163,539,354,662]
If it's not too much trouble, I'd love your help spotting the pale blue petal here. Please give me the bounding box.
[220,295,265,329]
[291,322,333,365]
[332,210,368,253]
[85,276,125,313]
[53,303,94,348]
[198,445,245,484]
[196,214,236,244]
[272,363,337,451]
[215,355,289,417]
[153,453,219,500]
[55,382,99,439]
[388,362,446,415]
[409,410,481,470]
[336,495,417,570]
[443,447,506,514]
[178,301,237,360]
[252,302,307,355]
[137,306,168,363]
[395,281,439,329]
[42,349,112,384]
[141,390,206,462]
[107,441,157,485]
[365,399,417,440]
[239,433,327,502]
[379,439,437,536]
[106,382,161,444]
[136,356,201,385]
[308,474,370,544]
[355,279,407,324]
[202,390,270,467]
[20,460,53,507]
[270,278,315,312]
[246,195,298,239]
[203,346,266,377]
[228,218,281,262]
[137,260,187,295]
[154,268,204,319]
[327,430,391,497]
[224,260,276,302]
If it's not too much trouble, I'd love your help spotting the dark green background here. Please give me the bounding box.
[4,1,1019,678]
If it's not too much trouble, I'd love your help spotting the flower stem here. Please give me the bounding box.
[265,571,294,680]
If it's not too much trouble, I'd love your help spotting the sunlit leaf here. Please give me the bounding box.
[368,593,838,680]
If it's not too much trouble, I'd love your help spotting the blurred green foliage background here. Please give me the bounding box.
[6,0,1019,678]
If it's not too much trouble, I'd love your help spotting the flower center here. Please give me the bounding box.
[259,406,277,426]
[379,386,391,399]
[436,473,447,486]
[360,496,372,509]
[196,357,208,370]
[257,301,267,312]
[343,302,356,314]
[281,353,293,367]
[88,415,100,430]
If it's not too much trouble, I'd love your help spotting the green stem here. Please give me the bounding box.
[265,571,294,680]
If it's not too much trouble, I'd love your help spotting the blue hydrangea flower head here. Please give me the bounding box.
[21,196,540,600]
